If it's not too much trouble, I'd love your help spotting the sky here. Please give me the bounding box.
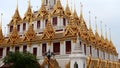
[0,0,120,58]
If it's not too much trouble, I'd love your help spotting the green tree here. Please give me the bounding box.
[3,51,40,68]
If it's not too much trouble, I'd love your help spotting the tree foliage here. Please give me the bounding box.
[3,51,40,68]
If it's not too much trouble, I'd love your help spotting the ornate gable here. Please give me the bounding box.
[36,0,48,19]
[51,0,65,17]
[63,15,78,37]
[41,13,55,40]
[23,0,34,22]
[0,18,4,43]
[9,5,22,25]
[7,20,20,44]
[65,0,71,18]
[23,19,36,41]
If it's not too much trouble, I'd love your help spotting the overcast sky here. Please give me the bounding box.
[0,0,120,58]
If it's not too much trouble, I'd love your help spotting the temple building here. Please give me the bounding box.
[0,0,120,68]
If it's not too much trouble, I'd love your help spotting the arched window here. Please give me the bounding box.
[63,18,66,26]
[53,17,57,26]
[84,44,86,55]
[74,62,78,68]
[90,46,92,56]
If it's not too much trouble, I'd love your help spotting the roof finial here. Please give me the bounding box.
[16,0,18,10]
[0,13,3,29]
[71,0,72,12]
[80,2,83,14]
[100,21,103,36]
[109,28,112,41]
[89,11,91,29]
[105,24,107,39]
[67,0,68,5]
[28,0,31,7]
[95,16,98,32]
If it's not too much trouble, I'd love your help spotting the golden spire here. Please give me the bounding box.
[52,0,64,17]
[80,3,84,22]
[65,0,71,18]
[9,0,21,25]
[109,28,112,41]
[37,0,48,19]
[88,11,91,29]
[95,16,98,32]
[105,24,108,39]
[23,0,33,22]
[100,21,103,37]
[0,13,4,41]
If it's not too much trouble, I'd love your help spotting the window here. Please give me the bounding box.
[103,51,105,59]
[17,25,20,31]
[23,23,26,31]
[80,41,82,47]
[53,17,57,26]
[45,19,48,26]
[66,41,71,54]
[6,47,10,55]
[42,43,46,56]
[84,44,86,55]
[33,48,37,56]
[32,24,34,28]
[74,62,78,68]
[37,20,40,29]
[15,47,19,52]
[97,48,99,58]
[10,26,13,32]
[0,48,3,58]
[63,18,66,26]
[53,42,60,55]
[90,46,92,56]
[23,45,27,53]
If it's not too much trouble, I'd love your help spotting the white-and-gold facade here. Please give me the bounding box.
[0,0,120,68]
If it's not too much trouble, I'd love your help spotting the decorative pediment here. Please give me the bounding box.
[41,22,55,40]
[36,0,48,19]
[88,29,96,44]
[51,0,65,17]
[41,13,55,40]
[7,26,20,44]
[23,24,36,41]
[63,15,78,37]
[9,6,22,25]
[23,0,34,22]
[41,58,60,68]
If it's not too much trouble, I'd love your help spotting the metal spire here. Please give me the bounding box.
[95,16,98,32]
[89,11,91,29]
[0,13,3,29]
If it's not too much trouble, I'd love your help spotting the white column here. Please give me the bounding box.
[71,40,75,53]
[27,44,31,53]
[19,46,23,52]
[57,17,61,27]
[60,41,64,55]
[38,44,42,56]
[47,42,51,52]
[20,23,23,34]
[41,19,44,29]
[3,47,6,58]
[61,18,63,27]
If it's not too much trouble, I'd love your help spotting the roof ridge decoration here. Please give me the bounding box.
[78,3,88,43]
[73,2,79,25]
[94,17,101,48]
[7,19,20,44]
[36,0,48,19]
[23,15,36,41]
[41,12,55,40]
[63,14,78,37]
[9,0,22,25]
[88,11,95,45]
[0,13,5,43]
[65,0,71,18]
[51,0,65,17]
[23,0,34,22]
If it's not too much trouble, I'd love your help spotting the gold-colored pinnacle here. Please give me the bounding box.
[109,28,112,41]
[16,0,18,10]
[100,21,103,36]
[95,16,98,32]
[105,24,108,39]
[0,13,3,29]
[80,2,83,14]
[89,11,91,29]
[28,0,31,7]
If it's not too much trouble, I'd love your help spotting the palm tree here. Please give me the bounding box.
[2,51,40,68]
